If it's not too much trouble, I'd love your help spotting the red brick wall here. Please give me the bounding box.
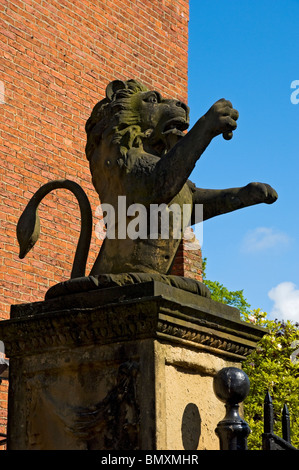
[0,1,191,446]
[0,0,190,321]
[171,237,203,282]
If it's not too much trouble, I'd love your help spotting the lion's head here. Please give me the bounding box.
[85,79,190,168]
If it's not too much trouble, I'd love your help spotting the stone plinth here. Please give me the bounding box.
[0,281,265,450]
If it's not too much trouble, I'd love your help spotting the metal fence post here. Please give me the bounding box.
[262,392,297,450]
[213,367,251,450]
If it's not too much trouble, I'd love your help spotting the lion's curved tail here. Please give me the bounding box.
[17,179,92,279]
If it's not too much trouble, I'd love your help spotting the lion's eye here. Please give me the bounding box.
[145,94,158,104]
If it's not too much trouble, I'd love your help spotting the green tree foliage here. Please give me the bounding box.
[242,310,299,450]
[202,259,251,316]
[202,259,299,450]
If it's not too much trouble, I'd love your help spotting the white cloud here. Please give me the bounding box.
[268,282,299,322]
[240,227,290,253]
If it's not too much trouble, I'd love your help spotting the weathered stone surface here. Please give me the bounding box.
[5,281,264,359]
[85,79,277,278]
[0,282,265,450]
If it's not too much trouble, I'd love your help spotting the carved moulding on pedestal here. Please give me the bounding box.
[2,281,265,361]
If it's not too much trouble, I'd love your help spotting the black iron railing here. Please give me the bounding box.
[262,391,297,450]
[213,367,298,451]
[213,367,251,450]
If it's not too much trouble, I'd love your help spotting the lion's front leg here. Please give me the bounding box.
[238,182,278,206]
[150,99,239,204]
[191,183,278,222]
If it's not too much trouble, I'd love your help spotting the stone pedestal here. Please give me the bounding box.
[0,281,265,450]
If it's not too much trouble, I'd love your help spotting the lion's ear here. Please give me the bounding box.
[106,80,127,101]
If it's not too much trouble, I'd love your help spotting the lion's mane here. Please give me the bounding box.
[85,79,152,165]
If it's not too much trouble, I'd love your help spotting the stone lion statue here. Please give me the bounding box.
[18,79,278,299]
[85,79,277,276]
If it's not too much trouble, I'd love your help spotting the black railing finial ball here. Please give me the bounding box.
[213,367,251,450]
[213,367,250,405]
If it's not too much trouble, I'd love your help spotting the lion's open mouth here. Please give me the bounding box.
[162,118,189,137]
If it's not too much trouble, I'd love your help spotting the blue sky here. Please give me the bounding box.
[188,0,299,321]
